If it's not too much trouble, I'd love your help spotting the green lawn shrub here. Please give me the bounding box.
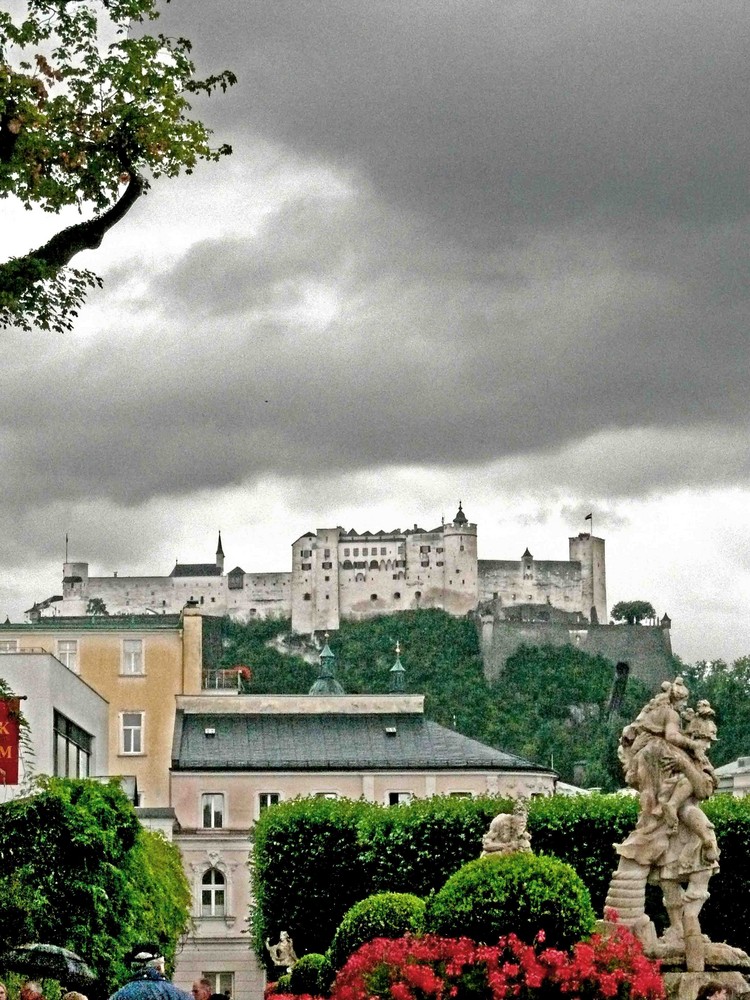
[328,892,425,971]
[289,953,333,995]
[423,851,595,949]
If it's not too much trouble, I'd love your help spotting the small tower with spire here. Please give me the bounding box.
[309,634,345,696]
[389,641,406,692]
[216,531,225,573]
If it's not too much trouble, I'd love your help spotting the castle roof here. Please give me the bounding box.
[170,563,222,577]
[172,711,549,773]
[453,501,467,525]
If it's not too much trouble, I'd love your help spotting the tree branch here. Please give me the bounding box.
[32,170,145,271]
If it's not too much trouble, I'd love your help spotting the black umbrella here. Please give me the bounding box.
[1,943,97,990]
[108,969,191,1000]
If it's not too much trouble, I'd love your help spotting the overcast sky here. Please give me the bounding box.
[2,0,749,664]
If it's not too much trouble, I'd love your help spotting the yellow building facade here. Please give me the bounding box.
[0,607,204,805]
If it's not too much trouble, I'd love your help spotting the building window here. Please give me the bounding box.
[202,793,224,829]
[388,792,413,806]
[394,592,401,599]
[303,593,311,601]
[449,791,472,798]
[353,548,359,556]
[324,549,331,559]
[122,639,144,675]
[301,563,311,571]
[121,711,144,754]
[203,974,233,998]
[201,867,226,917]
[344,548,350,557]
[259,791,280,812]
[314,792,338,800]
[56,639,78,672]
[0,640,18,653]
[370,594,378,601]
[322,562,332,570]
[54,711,92,778]
[300,549,312,558]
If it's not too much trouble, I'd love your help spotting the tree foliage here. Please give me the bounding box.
[681,656,750,767]
[0,777,191,992]
[610,600,657,624]
[0,0,235,332]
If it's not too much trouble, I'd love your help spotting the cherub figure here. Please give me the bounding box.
[481,799,531,857]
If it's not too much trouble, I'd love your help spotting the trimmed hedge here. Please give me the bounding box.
[289,953,333,996]
[252,792,750,961]
[423,852,595,949]
[328,892,425,970]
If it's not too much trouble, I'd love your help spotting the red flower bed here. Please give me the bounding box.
[309,925,663,1000]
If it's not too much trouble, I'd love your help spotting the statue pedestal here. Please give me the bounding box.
[662,971,749,1000]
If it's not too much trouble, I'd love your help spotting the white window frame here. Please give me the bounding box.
[201,792,225,829]
[121,638,144,675]
[0,639,18,653]
[56,638,78,673]
[120,711,144,755]
[314,791,339,800]
[257,791,281,819]
[387,791,413,806]
[202,973,233,998]
[201,867,226,917]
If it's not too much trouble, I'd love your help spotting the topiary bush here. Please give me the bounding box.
[328,892,426,970]
[423,851,595,950]
[289,952,333,995]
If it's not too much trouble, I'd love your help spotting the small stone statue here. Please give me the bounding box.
[481,799,531,857]
[602,677,750,982]
[265,930,297,972]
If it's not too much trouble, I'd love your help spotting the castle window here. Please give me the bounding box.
[415,591,421,599]
[370,594,378,601]
[353,548,359,556]
[302,563,311,570]
[344,548,350,557]
[369,560,379,569]
[322,561,332,569]
[420,545,430,553]
[303,593,311,601]
[362,547,368,555]
[301,549,312,558]
[436,561,444,566]
[394,592,401,599]
[324,549,331,559]
[460,545,464,551]
[342,560,353,570]
[324,576,330,582]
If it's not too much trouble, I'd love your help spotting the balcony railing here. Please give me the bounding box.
[202,668,241,691]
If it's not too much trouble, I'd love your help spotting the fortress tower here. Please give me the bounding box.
[568,533,606,625]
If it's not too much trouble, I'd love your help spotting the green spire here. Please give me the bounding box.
[390,641,406,692]
[309,633,345,695]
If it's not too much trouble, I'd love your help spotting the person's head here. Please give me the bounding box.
[0,980,7,1000]
[191,980,212,1000]
[696,982,732,1000]
[20,982,43,1000]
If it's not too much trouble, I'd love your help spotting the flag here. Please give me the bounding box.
[584,513,592,520]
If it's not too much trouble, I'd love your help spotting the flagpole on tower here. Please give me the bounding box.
[65,533,68,562]
[584,512,593,536]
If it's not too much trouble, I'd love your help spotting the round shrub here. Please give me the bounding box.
[328,891,426,969]
[423,851,595,950]
[275,973,292,994]
[289,953,333,996]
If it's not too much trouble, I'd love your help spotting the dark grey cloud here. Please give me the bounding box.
[159,0,750,242]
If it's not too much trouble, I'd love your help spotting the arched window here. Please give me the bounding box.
[201,867,226,917]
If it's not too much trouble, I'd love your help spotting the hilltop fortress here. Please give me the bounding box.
[36,503,608,633]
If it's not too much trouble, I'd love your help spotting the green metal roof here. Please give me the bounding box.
[173,712,551,773]
[0,614,182,632]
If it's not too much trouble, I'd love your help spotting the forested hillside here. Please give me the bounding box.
[218,611,654,790]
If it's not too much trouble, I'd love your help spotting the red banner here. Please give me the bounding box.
[0,698,20,785]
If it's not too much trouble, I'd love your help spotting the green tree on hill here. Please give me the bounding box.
[219,611,648,790]
[611,600,656,624]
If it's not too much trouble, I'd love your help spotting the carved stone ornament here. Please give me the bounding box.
[601,678,750,978]
[481,799,532,858]
[265,930,297,972]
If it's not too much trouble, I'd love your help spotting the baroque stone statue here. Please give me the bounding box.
[602,677,749,983]
[265,930,297,972]
[481,799,532,857]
